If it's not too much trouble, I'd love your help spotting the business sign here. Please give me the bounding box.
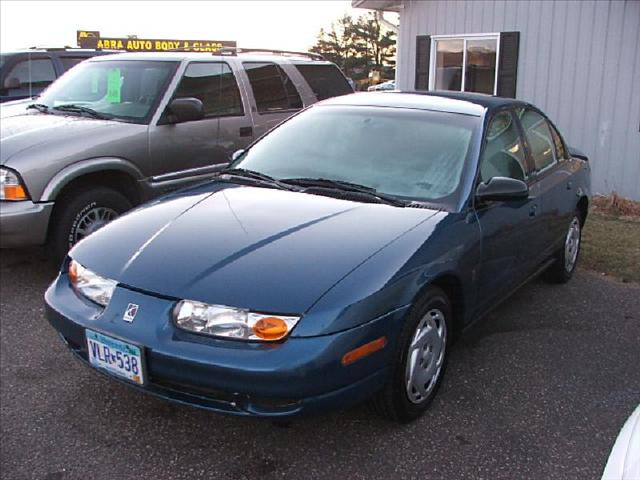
[77,30,236,52]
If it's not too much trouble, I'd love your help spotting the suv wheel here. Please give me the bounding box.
[49,187,131,263]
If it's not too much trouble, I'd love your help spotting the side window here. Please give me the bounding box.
[59,57,89,71]
[173,62,243,117]
[517,108,558,172]
[5,58,56,89]
[548,122,568,160]
[293,64,352,100]
[243,62,302,113]
[480,111,528,183]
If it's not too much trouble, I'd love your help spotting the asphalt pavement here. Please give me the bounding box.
[1,248,639,480]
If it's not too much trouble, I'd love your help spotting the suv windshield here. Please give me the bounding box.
[37,60,178,123]
[234,105,479,207]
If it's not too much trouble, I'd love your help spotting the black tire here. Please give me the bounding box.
[544,213,582,284]
[371,286,452,423]
[48,186,132,264]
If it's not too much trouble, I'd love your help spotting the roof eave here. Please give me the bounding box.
[351,0,402,12]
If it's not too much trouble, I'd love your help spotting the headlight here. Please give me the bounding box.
[68,260,117,307]
[0,167,29,201]
[174,300,300,341]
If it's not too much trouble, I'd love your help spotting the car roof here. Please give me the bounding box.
[86,51,332,64]
[319,91,531,117]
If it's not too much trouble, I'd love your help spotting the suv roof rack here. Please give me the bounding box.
[217,47,324,61]
[27,46,122,52]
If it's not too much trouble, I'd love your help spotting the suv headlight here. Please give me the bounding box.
[0,167,29,201]
[174,300,300,341]
[69,260,117,307]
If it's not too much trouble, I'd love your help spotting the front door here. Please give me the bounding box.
[148,61,250,191]
[474,110,541,312]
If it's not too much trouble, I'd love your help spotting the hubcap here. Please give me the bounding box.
[73,206,118,243]
[564,217,581,272]
[405,308,447,404]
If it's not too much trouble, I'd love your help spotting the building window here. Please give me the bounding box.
[430,34,499,95]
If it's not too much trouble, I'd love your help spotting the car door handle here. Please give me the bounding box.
[529,205,538,217]
[239,126,253,137]
[567,181,573,190]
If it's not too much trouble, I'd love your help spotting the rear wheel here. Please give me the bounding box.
[48,187,131,264]
[371,286,451,422]
[544,214,582,283]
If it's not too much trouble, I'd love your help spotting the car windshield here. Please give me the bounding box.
[234,105,479,206]
[37,59,178,123]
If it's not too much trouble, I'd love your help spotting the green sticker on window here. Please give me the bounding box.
[106,68,121,103]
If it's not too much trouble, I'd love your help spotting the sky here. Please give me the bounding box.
[0,0,362,52]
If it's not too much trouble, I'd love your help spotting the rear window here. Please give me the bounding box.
[294,64,353,100]
[243,62,302,113]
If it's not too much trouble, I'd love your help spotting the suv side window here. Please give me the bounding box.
[173,62,243,117]
[243,62,302,113]
[5,58,56,90]
[479,110,528,183]
[293,64,352,100]
[59,57,89,72]
[516,107,559,172]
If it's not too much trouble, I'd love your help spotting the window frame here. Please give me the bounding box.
[429,33,501,95]
[242,61,303,115]
[173,61,244,119]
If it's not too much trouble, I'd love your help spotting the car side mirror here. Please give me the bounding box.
[231,149,245,162]
[476,177,529,202]
[167,97,204,124]
[3,77,20,89]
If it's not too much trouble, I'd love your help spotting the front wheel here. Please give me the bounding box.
[371,286,452,422]
[48,187,132,264]
[545,214,582,283]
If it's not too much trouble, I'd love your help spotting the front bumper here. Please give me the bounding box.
[45,273,408,417]
[0,200,54,248]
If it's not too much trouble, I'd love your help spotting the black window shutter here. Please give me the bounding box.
[497,31,520,98]
[415,35,431,90]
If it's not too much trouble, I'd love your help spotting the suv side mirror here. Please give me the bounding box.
[167,97,204,124]
[231,149,245,162]
[476,177,529,202]
[3,77,21,89]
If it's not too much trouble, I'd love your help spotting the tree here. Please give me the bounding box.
[310,12,396,83]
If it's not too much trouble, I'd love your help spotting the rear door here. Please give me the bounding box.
[148,61,250,188]
[474,109,540,311]
[515,107,574,259]
[239,61,304,137]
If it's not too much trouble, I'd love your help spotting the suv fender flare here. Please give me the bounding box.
[41,157,145,202]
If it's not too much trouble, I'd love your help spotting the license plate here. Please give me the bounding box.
[86,330,144,385]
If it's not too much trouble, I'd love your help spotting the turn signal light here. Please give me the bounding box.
[252,316,289,341]
[342,337,387,366]
[68,260,79,284]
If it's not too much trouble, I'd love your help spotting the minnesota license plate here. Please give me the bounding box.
[86,330,144,385]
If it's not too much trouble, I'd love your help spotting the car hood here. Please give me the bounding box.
[71,183,439,314]
[0,112,126,164]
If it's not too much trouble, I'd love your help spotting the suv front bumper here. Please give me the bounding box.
[0,200,54,248]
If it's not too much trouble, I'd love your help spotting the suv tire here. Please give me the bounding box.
[49,187,131,264]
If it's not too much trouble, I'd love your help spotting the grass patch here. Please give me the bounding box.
[581,212,640,283]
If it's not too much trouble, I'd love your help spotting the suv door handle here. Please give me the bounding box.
[529,204,538,217]
[239,126,252,137]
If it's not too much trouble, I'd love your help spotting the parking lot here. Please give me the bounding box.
[0,249,637,480]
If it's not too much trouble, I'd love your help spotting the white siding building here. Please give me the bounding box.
[354,0,640,200]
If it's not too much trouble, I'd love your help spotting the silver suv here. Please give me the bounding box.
[0,50,352,259]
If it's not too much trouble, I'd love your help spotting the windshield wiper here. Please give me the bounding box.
[281,177,408,207]
[217,168,300,191]
[52,104,110,120]
[26,103,50,113]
